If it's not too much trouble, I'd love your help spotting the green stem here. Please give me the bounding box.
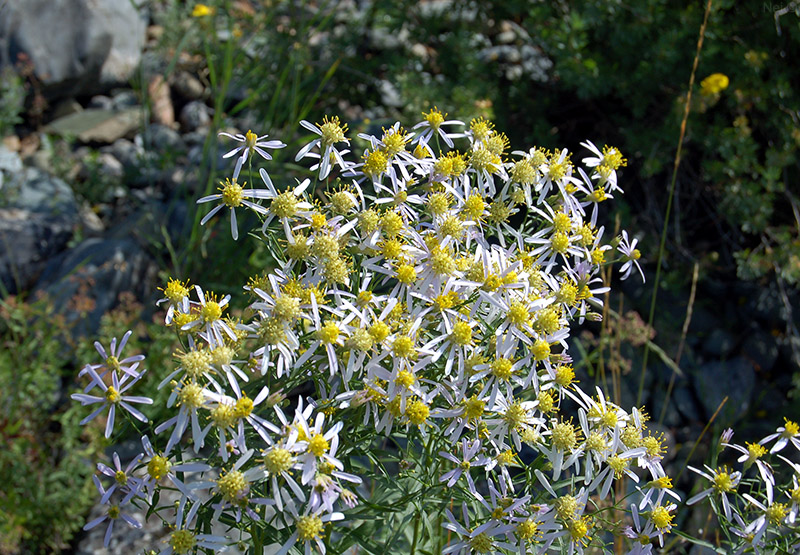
[410,508,421,555]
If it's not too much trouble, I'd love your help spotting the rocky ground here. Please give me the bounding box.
[2,1,799,554]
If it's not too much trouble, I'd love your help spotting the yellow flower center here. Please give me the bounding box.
[296,514,325,541]
[551,232,570,254]
[531,340,551,361]
[766,502,787,525]
[147,455,171,480]
[178,382,205,408]
[270,191,299,219]
[450,321,473,346]
[511,158,536,185]
[169,529,197,554]
[381,211,404,237]
[516,519,538,541]
[234,396,254,419]
[395,370,416,389]
[651,505,674,530]
[405,399,430,425]
[105,386,121,404]
[504,401,527,430]
[491,357,514,381]
[264,447,294,474]
[551,421,579,452]
[554,365,575,388]
[217,469,248,503]
[507,301,531,327]
[381,127,409,156]
[555,495,578,520]
[317,322,340,344]
[600,145,627,171]
[427,192,451,216]
[462,194,485,220]
[537,390,556,414]
[392,335,415,359]
[211,403,237,429]
[396,263,417,284]
[201,300,222,323]
[245,130,258,150]
[568,518,590,542]
[469,532,493,553]
[318,115,348,148]
[220,179,244,208]
[713,470,735,493]
[362,149,389,178]
[369,321,390,343]
[463,396,485,419]
[308,433,329,457]
[423,107,446,130]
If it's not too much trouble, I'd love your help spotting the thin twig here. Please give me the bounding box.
[638,0,714,406]
[676,396,728,484]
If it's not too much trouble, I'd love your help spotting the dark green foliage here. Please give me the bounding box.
[0,296,103,554]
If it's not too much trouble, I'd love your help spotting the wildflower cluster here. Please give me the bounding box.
[72,111,682,554]
[685,422,800,553]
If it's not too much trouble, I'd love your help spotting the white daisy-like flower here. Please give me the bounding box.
[617,230,645,282]
[181,285,236,348]
[72,367,152,438]
[760,417,800,454]
[138,436,210,501]
[219,129,286,178]
[723,440,775,501]
[159,497,230,555]
[275,504,345,555]
[84,475,141,548]
[197,177,274,240]
[96,451,144,503]
[412,106,464,149]
[741,490,789,547]
[686,464,742,520]
[293,404,345,486]
[442,503,515,555]
[79,329,145,387]
[296,116,351,179]
[438,439,489,488]
[580,140,626,192]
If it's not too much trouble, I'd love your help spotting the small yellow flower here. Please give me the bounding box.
[192,4,215,17]
[700,73,729,96]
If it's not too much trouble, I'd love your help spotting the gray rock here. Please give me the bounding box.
[172,70,205,101]
[45,108,142,144]
[182,130,209,146]
[0,166,78,293]
[79,203,105,235]
[672,383,701,423]
[35,236,158,335]
[0,0,147,100]
[0,144,23,190]
[98,152,124,180]
[145,123,184,152]
[111,90,139,110]
[88,95,114,111]
[179,101,212,132]
[742,329,779,372]
[694,357,756,425]
[52,98,84,119]
[0,144,22,174]
[702,328,737,358]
